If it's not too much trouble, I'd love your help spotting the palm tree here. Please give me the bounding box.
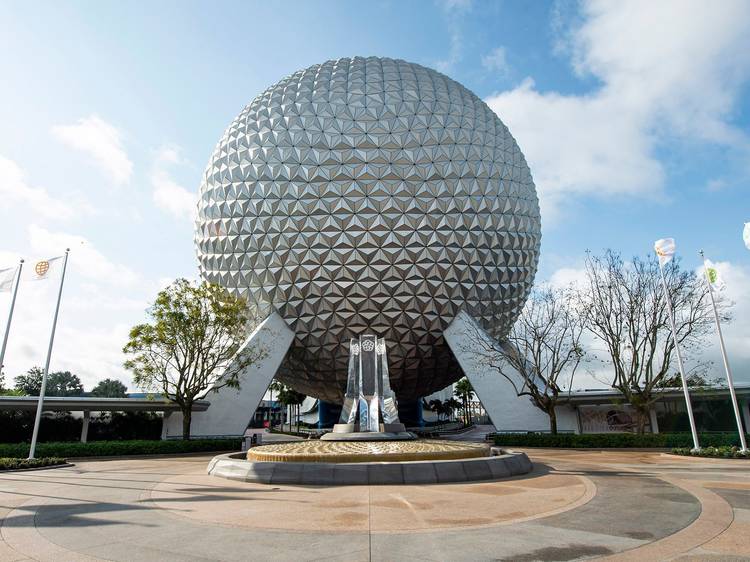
[454,378,475,426]
[444,397,461,422]
[427,399,445,422]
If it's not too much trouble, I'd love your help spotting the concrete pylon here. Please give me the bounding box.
[444,310,552,432]
[163,311,294,439]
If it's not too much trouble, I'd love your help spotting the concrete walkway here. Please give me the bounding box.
[439,424,495,442]
[0,449,748,561]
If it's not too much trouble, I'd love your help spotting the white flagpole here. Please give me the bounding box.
[28,249,70,460]
[658,261,700,451]
[700,251,747,452]
[0,259,24,377]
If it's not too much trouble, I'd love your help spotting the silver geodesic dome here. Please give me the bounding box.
[195,56,541,403]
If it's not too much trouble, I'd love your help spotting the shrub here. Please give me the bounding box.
[0,457,67,471]
[492,432,749,449]
[671,446,749,459]
[0,438,241,459]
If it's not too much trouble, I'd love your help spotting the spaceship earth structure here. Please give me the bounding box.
[195,56,541,403]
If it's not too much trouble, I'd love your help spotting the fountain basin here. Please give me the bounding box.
[247,439,488,463]
[208,445,532,485]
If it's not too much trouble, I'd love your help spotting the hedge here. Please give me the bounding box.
[0,457,67,471]
[493,432,749,449]
[0,438,242,459]
[0,411,162,443]
[672,446,749,459]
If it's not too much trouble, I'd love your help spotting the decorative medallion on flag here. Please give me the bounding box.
[35,261,49,277]
[29,256,62,281]
[704,260,724,290]
[654,238,676,266]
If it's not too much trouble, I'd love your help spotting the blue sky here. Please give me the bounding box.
[1,0,749,390]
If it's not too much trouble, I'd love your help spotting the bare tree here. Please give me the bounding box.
[464,287,585,434]
[580,250,718,434]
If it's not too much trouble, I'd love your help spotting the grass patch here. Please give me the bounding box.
[493,432,749,449]
[0,457,67,471]
[0,438,242,459]
[672,446,749,459]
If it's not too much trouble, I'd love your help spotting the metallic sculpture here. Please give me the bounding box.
[339,335,400,432]
[195,56,541,403]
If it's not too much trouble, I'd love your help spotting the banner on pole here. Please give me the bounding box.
[654,238,676,266]
[27,256,63,281]
[703,259,725,290]
[0,267,16,293]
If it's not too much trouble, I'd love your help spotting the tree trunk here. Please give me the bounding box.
[548,408,558,435]
[182,406,192,440]
[635,408,649,435]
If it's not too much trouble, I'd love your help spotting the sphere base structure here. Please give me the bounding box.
[207,447,533,485]
[195,56,542,404]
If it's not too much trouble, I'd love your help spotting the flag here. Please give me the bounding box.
[28,256,63,281]
[0,267,16,293]
[654,238,676,266]
[744,223,750,250]
[704,259,725,290]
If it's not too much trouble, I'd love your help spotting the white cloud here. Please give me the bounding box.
[481,47,509,74]
[28,224,140,288]
[0,226,150,390]
[434,0,473,73]
[150,145,196,221]
[435,0,472,13]
[695,260,750,368]
[52,115,133,185]
[485,0,750,211]
[0,155,79,220]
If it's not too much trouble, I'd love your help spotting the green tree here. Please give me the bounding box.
[13,368,83,396]
[48,371,84,396]
[123,279,264,439]
[427,399,445,422]
[444,397,461,422]
[90,378,128,398]
[14,367,44,395]
[454,378,475,426]
[270,381,306,432]
[0,372,23,396]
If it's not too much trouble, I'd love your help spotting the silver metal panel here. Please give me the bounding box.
[195,56,541,402]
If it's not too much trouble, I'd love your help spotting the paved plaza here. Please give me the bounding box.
[0,449,748,561]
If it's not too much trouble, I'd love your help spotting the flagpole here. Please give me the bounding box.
[700,251,747,452]
[658,261,700,451]
[28,249,70,460]
[0,259,24,377]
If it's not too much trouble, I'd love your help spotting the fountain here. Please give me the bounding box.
[207,336,533,485]
[320,334,413,441]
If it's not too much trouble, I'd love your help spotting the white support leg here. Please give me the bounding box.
[161,411,172,440]
[80,410,90,443]
[444,310,557,433]
[163,311,295,439]
[649,408,660,434]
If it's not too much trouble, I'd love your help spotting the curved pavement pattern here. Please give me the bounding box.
[0,449,748,561]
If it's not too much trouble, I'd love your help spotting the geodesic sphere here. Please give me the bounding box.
[195,57,541,403]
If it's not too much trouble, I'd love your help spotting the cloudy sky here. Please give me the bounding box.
[0,0,749,392]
